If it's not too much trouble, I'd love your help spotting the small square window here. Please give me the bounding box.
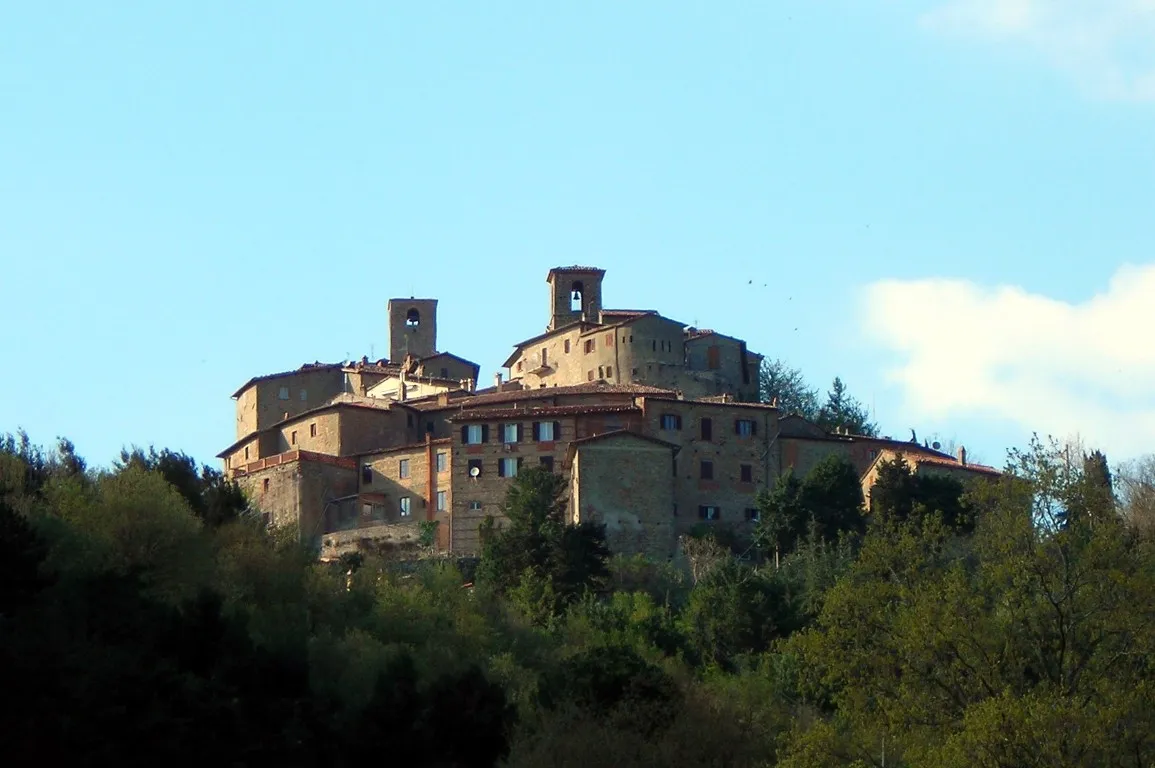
[740,464,753,483]
[498,457,520,478]
[399,497,411,517]
[464,425,483,444]
[736,419,757,437]
[502,423,518,443]
[540,456,555,472]
[660,413,682,430]
[399,459,410,479]
[290,430,297,445]
[299,389,308,401]
[584,339,595,354]
[436,452,448,472]
[469,501,482,511]
[436,490,447,512]
[698,505,720,521]
[745,507,761,522]
[362,465,372,484]
[262,478,270,493]
[606,366,613,378]
[700,460,713,480]
[537,421,555,441]
[587,370,594,381]
[278,386,289,400]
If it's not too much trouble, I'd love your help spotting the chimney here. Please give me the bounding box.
[465,378,474,392]
[494,372,503,391]
[957,445,967,466]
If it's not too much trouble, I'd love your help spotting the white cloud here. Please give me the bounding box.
[862,264,1155,459]
[922,0,1155,101]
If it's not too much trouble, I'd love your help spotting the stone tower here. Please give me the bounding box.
[388,298,438,361]
[547,266,605,331]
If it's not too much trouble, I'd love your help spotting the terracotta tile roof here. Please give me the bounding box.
[546,266,606,279]
[913,454,1001,476]
[449,404,642,421]
[600,309,657,318]
[568,429,681,452]
[410,381,675,413]
[231,362,345,399]
[637,393,778,410]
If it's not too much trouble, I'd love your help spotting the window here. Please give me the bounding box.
[660,413,682,430]
[735,419,757,437]
[698,505,720,521]
[440,367,448,378]
[436,490,447,512]
[362,503,373,518]
[436,451,448,472]
[631,368,638,376]
[587,370,594,381]
[244,446,249,460]
[501,423,520,443]
[517,361,524,372]
[463,424,485,444]
[426,421,434,434]
[362,465,372,484]
[629,334,633,342]
[541,348,548,366]
[597,365,604,378]
[584,339,595,354]
[707,345,721,370]
[310,423,317,438]
[564,339,571,354]
[700,460,714,480]
[300,388,308,401]
[606,366,613,378]
[262,478,270,493]
[407,413,414,427]
[745,507,761,522]
[469,501,482,511]
[290,430,297,445]
[540,456,554,472]
[740,464,753,483]
[498,457,521,478]
[399,459,410,478]
[468,459,483,477]
[535,421,556,441]
[399,497,411,517]
[652,340,657,351]
[278,386,289,400]
[700,417,713,441]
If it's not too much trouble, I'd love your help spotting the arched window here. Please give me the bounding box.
[406,308,420,328]
[570,281,584,312]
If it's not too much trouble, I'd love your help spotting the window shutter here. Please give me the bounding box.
[553,421,561,440]
[532,422,540,441]
[482,424,489,443]
[752,420,758,436]
[498,460,506,477]
[461,426,468,443]
[698,506,706,520]
[517,423,524,442]
[517,457,523,470]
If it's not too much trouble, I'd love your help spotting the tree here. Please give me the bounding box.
[680,559,784,669]
[476,466,610,619]
[815,377,877,436]
[869,455,970,531]
[754,470,805,567]
[114,446,248,528]
[798,454,866,541]
[1118,454,1155,536]
[760,359,820,417]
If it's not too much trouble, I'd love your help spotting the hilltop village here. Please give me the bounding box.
[218,266,997,560]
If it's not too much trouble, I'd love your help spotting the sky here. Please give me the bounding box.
[1,1,1153,470]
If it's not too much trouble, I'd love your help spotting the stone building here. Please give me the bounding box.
[219,265,995,561]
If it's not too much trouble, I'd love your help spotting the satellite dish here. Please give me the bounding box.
[469,466,480,478]
[932,441,941,450]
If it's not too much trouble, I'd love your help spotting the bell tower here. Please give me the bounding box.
[388,298,438,361]
[547,266,605,331]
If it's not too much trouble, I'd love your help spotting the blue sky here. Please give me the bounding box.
[2,1,1153,469]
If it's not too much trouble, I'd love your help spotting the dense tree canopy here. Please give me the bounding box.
[759,361,878,436]
[2,431,1153,766]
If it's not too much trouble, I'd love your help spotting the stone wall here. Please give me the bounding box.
[571,435,676,559]
[235,366,347,439]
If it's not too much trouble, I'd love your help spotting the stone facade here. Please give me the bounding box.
[220,264,992,561]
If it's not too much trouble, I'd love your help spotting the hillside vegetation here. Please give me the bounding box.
[2,431,1154,767]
